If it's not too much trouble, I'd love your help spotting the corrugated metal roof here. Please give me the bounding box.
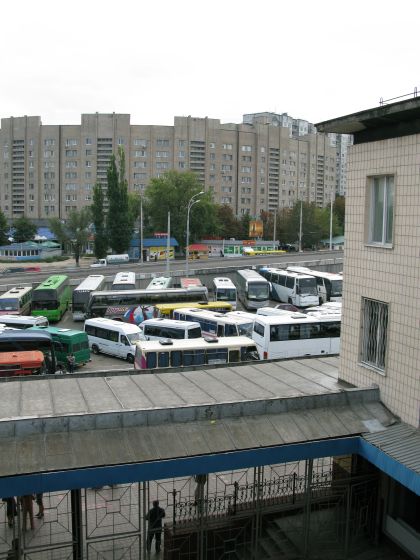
[363,423,420,475]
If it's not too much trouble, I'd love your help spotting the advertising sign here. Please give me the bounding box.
[249,220,263,238]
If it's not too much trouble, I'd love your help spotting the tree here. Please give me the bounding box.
[106,147,132,254]
[283,202,341,249]
[12,216,37,243]
[333,195,345,233]
[0,208,9,246]
[216,205,241,239]
[91,183,108,259]
[49,207,91,266]
[145,171,219,250]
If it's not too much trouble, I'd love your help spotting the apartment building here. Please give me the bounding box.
[0,113,336,221]
[317,98,420,559]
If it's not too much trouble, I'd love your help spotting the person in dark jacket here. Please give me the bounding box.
[145,500,165,553]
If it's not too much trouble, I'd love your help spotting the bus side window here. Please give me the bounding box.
[171,350,182,367]
[158,351,169,368]
[229,349,240,363]
[217,324,224,337]
[146,352,157,369]
[121,335,130,346]
[194,350,205,365]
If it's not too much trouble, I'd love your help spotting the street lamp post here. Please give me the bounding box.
[185,191,204,277]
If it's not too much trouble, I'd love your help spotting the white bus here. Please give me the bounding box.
[84,317,144,363]
[112,271,136,291]
[134,336,260,371]
[252,311,341,360]
[236,269,271,310]
[0,314,48,329]
[212,277,237,310]
[86,286,209,321]
[72,275,106,321]
[287,266,343,303]
[173,307,254,338]
[142,318,202,341]
[259,267,318,308]
[0,286,33,315]
[146,277,172,290]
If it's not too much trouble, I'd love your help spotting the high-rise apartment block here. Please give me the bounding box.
[0,113,338,221]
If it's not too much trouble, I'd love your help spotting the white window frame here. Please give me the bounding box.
[360,297,388,373]
[368,175,394,246]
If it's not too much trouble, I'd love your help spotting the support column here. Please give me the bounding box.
[71,489,83,560]
[303,459,313,558]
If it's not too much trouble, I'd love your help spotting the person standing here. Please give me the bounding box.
[20,495,34,531]
[145,500,165,554]
[2,497,17,528]
[35,493,44,519]
[66,353,76,374]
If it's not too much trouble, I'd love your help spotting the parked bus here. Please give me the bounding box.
[155,301,232,319]
[212,277,237,310]
[112,271,136,291]
[236,269,271,310]
[142,318,202,341]
[0,351,45,377]
[146,277,172,290]
[72,275,106,321]
[259,267,318,308]
[180,277,203,289]
[287,266,343,304]
[31,275,71,322]
[0,331,56,374]
[86,286,209,322]
[84,317,144,363]
[252,311,341,360]
[30,326,90,369]
[0,286,33,315]
[173,308,254,338]
[134,336,260,371]
[0,314,48,329]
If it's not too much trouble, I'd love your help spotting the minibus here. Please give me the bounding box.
[212,277,237,310]
[142,318,202,341]
[84,317,144,363]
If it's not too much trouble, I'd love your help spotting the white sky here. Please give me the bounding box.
[1,0,419,127]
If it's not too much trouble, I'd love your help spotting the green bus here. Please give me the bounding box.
[31,275,71,322]
[29,326,90,370]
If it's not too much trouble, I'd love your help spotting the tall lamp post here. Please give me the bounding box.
[185,191,204,277]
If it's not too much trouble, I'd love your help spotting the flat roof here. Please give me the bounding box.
[0,356,398,494]
[315,97,420,144]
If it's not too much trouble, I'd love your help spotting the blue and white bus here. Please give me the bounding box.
[259,267,318,308]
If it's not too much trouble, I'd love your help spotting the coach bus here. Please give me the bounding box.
[0,314,48,329]
[31,275,71,322]
[30,326,90,369]
[236,269,270,310]
[212,277,237,310]
[146,277,172,290]
[72,275,106,321]
[112,271,136,291]
[173,307,254,338]
[252,311,341,360]
[287,266,343,304]
[259,267,319,308]
[0,286,33,315]
[0,330,57,374]
[86,286,209,322]
[134,336,259,371]
[0,351,46,377]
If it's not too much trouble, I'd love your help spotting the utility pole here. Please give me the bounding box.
[166,211,170,276]
[329,193,333,251]
[299,201,303,252]
[273,210,277,247]
[140,198,144,264]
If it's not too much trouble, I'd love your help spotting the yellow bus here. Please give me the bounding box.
[155,301,232,319]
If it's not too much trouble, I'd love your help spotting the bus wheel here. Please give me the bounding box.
[127,353,134,364]
[92,345,100,355]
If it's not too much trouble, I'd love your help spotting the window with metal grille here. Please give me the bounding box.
[360,298,388,371]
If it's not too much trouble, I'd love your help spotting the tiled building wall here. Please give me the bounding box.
[340,135,420,427]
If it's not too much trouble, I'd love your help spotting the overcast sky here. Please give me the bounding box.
[1,0,418,127]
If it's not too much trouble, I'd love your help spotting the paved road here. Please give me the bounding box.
[0,250,343,287]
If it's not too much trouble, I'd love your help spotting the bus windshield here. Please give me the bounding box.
[127,332,143,344]
[32,300,59,310]
[248,282,270,301]
[216,288,236,301]
[0,298,19,311]
[330,279,343,296]
[238,322,254,337]
[297,278,317,295]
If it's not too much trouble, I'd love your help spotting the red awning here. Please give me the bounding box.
[188,244,208,251]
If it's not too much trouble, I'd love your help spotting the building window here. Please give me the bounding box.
[86,138,92,145]
[241,145,252,152]
[118,137,125,145]
[134,139,147,147]
[368,175,394,245]
[360,298,388,372]
[156,151,169,158]
[156,139,169,147]
[209,142,215,149]
[135,150,147,157]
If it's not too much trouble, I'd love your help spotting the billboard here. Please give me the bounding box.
[249,220,263,238]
